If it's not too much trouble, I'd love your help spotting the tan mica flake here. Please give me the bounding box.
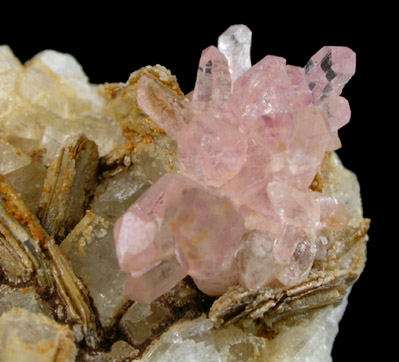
[0,177,100,348]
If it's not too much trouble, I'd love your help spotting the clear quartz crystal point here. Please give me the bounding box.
[192,46,232,105]
[275,234,317,286]
[236,230,277,290]
[217,24,252,84]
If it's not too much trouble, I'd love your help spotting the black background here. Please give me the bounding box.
[0,8,389,361]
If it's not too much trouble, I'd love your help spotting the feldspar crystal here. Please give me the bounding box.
[0,308,77,362]
[90,166,151,222]
[0,45,124,165]
[4,161,47,214]
[60,211,128,328]
[114,24,357,302]
[119,301,172,347]
[0,136,31,175]
[0,285,52,317]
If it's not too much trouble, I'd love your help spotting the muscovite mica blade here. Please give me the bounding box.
[38,134,99,242]
[0,24,368,362]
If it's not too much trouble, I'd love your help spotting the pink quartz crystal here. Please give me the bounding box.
[304,46,356,104]
[123,255,187,304]
[177,113,247,187]
[166,186,245,295]
[114,174,195,274]
[317,194,351,231]
[114,24,356,303]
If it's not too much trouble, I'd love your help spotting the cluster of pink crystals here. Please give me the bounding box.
[114,25,356,303]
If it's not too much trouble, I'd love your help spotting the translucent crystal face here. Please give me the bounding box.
[114,24,356,303]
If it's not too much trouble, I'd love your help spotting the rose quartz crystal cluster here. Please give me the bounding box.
[114,25,356,303]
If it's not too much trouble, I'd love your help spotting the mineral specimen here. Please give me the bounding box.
[0,24,368,362]
[114,24,358,302]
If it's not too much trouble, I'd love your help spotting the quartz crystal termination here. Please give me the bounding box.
[114,25,356,304]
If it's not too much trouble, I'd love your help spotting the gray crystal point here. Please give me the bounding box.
[217,24,252,84]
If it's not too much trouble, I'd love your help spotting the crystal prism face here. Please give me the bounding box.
[167,186,245,295]
[123,255,187,304]
[113,26,359,304]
